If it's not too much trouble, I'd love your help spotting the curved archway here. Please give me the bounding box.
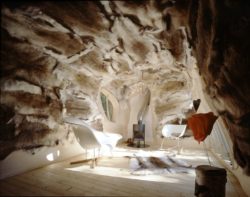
[98,88,119,122]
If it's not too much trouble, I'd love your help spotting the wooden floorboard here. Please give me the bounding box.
[0,145,247,197]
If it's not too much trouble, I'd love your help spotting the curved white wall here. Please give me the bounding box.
[0,139,83,180]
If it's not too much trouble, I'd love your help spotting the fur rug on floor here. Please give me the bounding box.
[129,154,194,175]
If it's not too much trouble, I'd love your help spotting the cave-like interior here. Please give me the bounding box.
[1,0,250,195]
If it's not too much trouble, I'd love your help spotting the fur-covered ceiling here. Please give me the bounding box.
[1,1,250,175]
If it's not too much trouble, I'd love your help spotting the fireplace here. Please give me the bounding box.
[132,120,145,148]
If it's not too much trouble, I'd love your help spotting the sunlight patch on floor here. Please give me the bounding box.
[65,165,185,183]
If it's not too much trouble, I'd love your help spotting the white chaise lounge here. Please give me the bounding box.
[64,117,122,168]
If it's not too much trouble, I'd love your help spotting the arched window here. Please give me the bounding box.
[100,92,113,121]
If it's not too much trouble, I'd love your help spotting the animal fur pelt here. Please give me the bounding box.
[129,154,193,175]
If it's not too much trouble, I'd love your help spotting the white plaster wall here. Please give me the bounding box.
[127,93,145,139]
[98,88,130,136]
[127,92,154,143]
[143,104,154,143]
[0,140,83,180]
[117,99,130,138]
[102,121,124,135]
[101,99,130,137]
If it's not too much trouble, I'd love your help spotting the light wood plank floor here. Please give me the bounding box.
[0,144,247,196]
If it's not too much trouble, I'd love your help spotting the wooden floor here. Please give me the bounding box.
[0,144,247,196]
